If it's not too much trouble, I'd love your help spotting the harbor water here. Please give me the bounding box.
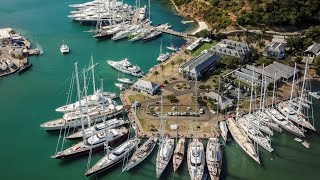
[1,0,320,179]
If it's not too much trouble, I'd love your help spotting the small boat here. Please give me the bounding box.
[117,78,134,84]
[115,83,128,91]
[156,137,174,178]
[85,138,140,176]
[187,138,205,180]
[51,127,129,159]
[65,118,127,139]
[219,121,228,143]
[173,137,185,172]
[309,92,320,99]
[0,60,8,71]
[166,35,178,52]
[60,41,70,54]
[302,141,310,148]
[123,136,158,171]
[206,137,222,180]
[294,137,302,142]
[6,59,13,68]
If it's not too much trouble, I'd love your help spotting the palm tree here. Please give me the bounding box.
[170,61,175,71]
[177,58,183,66]
[160,64,165,77]
[154,70,159,82]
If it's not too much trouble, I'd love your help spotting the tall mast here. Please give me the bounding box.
[159,39,162,56]
[216,77,221,128]
[286,63,297,121]
[83,68,91,128]
[298,59,308,112]
[74,63,86,141]
[91,55,96,93]
[258,64,264,117]
[236,81,240,121]
[271,73,276,106]
[148,0,151,21]
[160,89,164,140]
[249,67,255,115]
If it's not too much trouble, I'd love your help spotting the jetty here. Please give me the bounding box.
[0,28,41,77]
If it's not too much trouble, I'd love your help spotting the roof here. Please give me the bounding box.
[134,79,159,90]
[0,28,12,40]
[220,39,249,49]
[181,50,220,74]
[205,92,233,109]
[211,39,250,59]
[266,42,286,51]
[305,44,320,55]
[264,61,299,79]
[245,65,282,81]
[186,38,203,51]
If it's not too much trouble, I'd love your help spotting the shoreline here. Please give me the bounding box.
[169,0,209,35]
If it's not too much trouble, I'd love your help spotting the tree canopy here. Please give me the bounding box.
[220,56,239,69]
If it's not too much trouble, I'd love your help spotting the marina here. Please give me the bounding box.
[1,0,320,180]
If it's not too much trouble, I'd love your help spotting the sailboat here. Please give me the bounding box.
[156,91,175,179]
[173,137,185,172]
[65,118,127,139]
[206,137,222,180]
[123,136,158,171]
[85,138,141,176]
[219,121,228,143]
[226,81,260,164]
[277,63,316,131]
[187,78,205,180]
[117,78,135,84]
[157,39,170,62]
[166,35,178,51]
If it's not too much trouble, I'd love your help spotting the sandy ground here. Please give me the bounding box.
[192,21,209,35]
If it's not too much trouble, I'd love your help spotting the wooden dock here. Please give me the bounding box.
[155,27,196,39]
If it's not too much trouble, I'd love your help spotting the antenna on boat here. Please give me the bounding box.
[91,55,96,93]
[249,67,255,115]
[216,77,221,133]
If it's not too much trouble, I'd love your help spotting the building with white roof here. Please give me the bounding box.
[132,79,160,95]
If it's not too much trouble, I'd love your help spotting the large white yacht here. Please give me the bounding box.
[40,104,123,130]
[55,89,116,113]
[265,108,304,137]
[107,58,143,77]
[123,136,158,171]
[187,139,205,180]
[206,137,222,180]
[51,127,128,159]
[156,137,174,179]
[85,138,140,176]
[66,118,127,139]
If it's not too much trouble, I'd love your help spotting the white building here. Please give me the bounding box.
[205,91,233,110]
[132,80,160,95]
[211,39,250,63]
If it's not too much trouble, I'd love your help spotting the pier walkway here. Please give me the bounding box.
[155,27,196,39]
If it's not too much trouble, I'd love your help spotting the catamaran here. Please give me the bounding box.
[65,118,127,139]
[60,40,70,54]
[172,137,185,172]
[52,127,128,159]
[85,138,140,176]
[206,137,222,180]
[107,58,144,77]
[123,136,158,171]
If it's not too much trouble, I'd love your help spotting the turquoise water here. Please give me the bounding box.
[1,0,320,179]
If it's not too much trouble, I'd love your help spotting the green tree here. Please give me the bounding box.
[160,64,165,77]
[171,61,175,71]
[220,56,239,69]
[154,71,159,81]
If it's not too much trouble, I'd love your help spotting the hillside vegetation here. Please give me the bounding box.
[173,0,320,30]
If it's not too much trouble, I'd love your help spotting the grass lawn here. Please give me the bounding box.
[128,94,150,103]
[191,41,217,57]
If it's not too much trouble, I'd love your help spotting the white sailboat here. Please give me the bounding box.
[187,78,205,180]
[156,91,174,179]
[226,81,260,164]
[219,121,228,143]
[166,35,178,51]
[157,39,170,62]
[206,137,222,180]
[65,118,127,139]
[123,136,158,171]
[85,138,141,176]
